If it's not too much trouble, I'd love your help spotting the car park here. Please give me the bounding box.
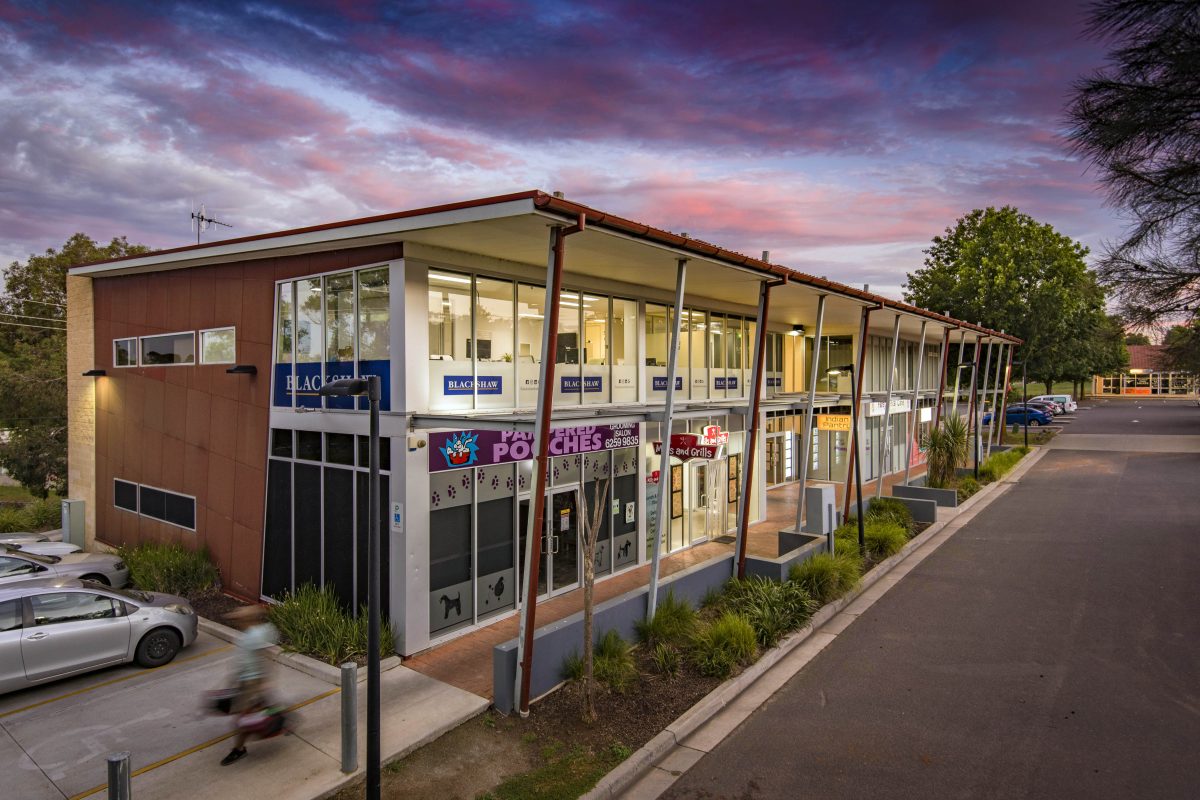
[0,577,197,694]
[1032,394,1077,413]
[0,545,129,587]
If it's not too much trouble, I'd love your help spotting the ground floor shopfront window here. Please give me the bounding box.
[426,425,640,638]
[643,416,743,554]
[262,429,391,613]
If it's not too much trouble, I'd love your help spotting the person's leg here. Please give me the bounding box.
[221,678,262,765]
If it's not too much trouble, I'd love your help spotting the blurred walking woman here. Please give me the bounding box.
[220,604,279,765]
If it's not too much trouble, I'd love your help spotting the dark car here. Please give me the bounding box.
[984,404,1052,427]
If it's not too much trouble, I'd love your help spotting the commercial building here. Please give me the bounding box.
[66,191,1018,657]
[1093,345,1196,397]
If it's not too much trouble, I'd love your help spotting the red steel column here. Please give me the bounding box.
[515,216,584,715]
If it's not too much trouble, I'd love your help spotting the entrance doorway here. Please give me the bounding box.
[687,459,727,544]
[765,431,792,487]
[518,488,581,599]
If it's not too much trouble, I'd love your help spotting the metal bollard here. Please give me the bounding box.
[107,751,131,800]
[340,662,358,773]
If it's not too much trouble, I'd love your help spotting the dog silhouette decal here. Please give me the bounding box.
[439,591,461,620]
[618,540,631,559]
[493,576,505,598]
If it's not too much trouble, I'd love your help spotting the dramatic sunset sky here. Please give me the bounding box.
[1,0,1118,298]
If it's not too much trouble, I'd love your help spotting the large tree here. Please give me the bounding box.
[1124,332,1152,345]
[1067,0,1200,327]
[0,234,148,496]
[904,207,1123,393]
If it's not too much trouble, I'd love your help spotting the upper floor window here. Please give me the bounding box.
[113,338,137,367]
[200,327,236,364]
[140,332,194,366]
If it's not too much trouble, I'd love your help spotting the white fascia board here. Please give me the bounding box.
[74,198,538,277]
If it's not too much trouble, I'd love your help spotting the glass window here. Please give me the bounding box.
[296,430,322,461]
[270,429,293,458]
[475,277,515,409]
[709,315,725,369]
[31,592,117,626]
[556,290,582,405]
[429,469,473,634]
[294,279,323,408]
[611,298,637,403]
[138,486,195,529]
[0,556,41,578]
[645,304,669,368]
[114,479,138,512]
[199,327,236,364]
[326,433,355,465]
[428,270,473,410]
[517,283,544,408]
[358,268,389,361]
[276,283,293,363]
[582,294,609,405]
[114,338,137,367]
[357,435,392,472]
[140,332,194,366]
[687,309,708,400]
[323,273,356,409]
[0,599,20,632]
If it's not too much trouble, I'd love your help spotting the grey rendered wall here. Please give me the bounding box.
[868,494,938,524]
[493,553,735,714]
[893,483,958,508]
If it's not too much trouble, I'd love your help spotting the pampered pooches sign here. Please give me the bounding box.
[428,424,640,472]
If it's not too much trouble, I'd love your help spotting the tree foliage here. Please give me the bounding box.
[0,234,148,496]
[1066,0,1200,326]
[904,207,1125,390]
[1124,332,1152,345]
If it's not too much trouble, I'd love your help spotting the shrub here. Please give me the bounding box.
[117,542,219,598]
[956,475,981,502]
[866,497,915,535]
[650,642,680,677]
[722,577,816,648]
[691,612,757,678]
[790,552,861,605]
[978,447,1028,483]
[0,498,62,534]
[923,416,969,487]
[635,589,697,646]
[269,583,397,665]
[562,651,584,681]
[864,520,909,560]
[593,629,637,692]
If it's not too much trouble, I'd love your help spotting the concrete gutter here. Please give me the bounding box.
[584,445,1050,800]
[198,617,403,686]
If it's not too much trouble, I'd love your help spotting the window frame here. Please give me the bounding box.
[113,478,139,513]
[139,330,196,367]
[198,326,237,365]
[112,337,138,368]
[134,482,197,532]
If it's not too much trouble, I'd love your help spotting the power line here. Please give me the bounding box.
[0,296,66,309]
[0,311,65,324]
[0,320,65,332]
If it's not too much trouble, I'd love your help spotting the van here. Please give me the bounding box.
[1031,394,1077,413]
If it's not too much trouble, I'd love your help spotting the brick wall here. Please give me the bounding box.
[87,244,401,599]
[66,275,97,547]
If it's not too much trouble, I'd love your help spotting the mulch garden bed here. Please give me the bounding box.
[189,591,253,629]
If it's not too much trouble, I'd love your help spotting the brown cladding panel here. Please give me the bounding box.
[89,243,396,598]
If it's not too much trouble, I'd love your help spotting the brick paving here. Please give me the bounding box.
[404,466,928,700]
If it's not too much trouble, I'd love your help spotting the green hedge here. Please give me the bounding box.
[117,542,219,599]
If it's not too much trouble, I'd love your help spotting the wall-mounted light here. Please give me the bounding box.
[82,369,106,377]
[225,364,257,375]
[789,324,805,337]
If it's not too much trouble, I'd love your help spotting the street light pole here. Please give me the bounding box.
[318,376,381,800]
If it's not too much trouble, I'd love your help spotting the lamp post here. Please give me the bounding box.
[829,365,864,555]
[318,375,381,800]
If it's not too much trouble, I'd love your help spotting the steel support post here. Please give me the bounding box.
[735,279,782,579]
[933,327,952,428]
[977,340,994,462]
[950,329,967,418]
[842,306,874,522]
[515,218,583,716]
[648,258,688,620]
[340,662,358,774]
[793,295,826,531]
[875,313,902,499]
[985,342,1006,457]
[902,321,928,486]
[966,340,982,477]
[998,346,1014,445]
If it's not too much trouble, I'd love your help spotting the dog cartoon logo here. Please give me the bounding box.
[438,591,462,620]
[439,431,479,468]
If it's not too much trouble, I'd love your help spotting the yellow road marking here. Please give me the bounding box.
[0,644,234,720]
[67,687,342,800]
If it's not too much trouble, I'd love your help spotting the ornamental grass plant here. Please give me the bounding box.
[117,541,219,599]
[269,583,397,665]
[789,552,862,605]
[690,611,757,678]
[634,589,697,647]
[721,576,817,648]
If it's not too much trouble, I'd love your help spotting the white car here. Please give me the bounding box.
[0,546,130,588]
[1032,394,1077,413]
[17,542,82,556]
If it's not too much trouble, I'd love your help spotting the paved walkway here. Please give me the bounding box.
[655,402,1200,799]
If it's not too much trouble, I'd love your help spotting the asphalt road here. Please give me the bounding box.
[663,402,1200,799]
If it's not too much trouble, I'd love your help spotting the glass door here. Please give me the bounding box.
[547,487,580,595]
[704,459,726,540]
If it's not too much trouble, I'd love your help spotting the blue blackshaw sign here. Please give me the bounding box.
[651,376,683,391]
[444,376,503,395]
[561,375,602,393]
[714,376,739,390]
[272,359,392,410]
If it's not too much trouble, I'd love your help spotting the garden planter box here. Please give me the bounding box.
[744,532,828,582]
[869,494,938,524]
[892,483,958,508]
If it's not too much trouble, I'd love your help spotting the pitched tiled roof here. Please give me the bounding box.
[1127,345,1165,370]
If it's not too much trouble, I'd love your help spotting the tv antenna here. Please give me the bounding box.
[190,203,232,244]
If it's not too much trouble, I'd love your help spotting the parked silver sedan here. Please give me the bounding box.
[0,545,129,587]
[0,578,198,694]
